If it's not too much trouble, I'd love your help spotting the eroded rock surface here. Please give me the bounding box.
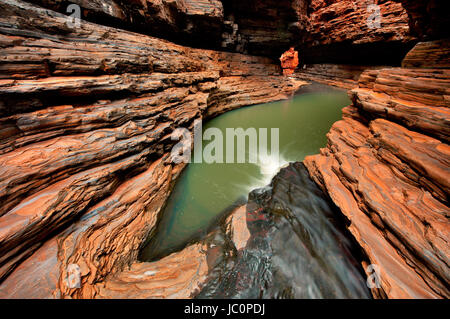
[280,48,300,76]
[402,39,450,69]
[25,0,305,58]
[293,0,420,89]
[0,0,448,300]
[95,242,211,299]
[0,0,304,298]
[304,40,450,299]
[26,0,225,49]
[294,64,386,90]
[300,0,416,65]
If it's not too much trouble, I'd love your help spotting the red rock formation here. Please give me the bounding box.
[293,64,386,89]
[95,243,211,299]
[25,0,307,58]
[307,0,413,45]
[0,0,304,298]
[402,39,450,69]
[280,47,300,76]
[292,0,423,90]
[1,0,448,300]
[293,0,449,85]
[304,39,450,299]
[26,0,225,49]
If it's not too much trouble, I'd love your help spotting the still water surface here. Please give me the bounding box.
[141,90,350,260]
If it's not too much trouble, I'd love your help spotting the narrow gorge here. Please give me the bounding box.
[0,0,448,300]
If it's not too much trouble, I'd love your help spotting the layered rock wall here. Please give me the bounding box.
[304,40,450,298]
[294,64,385,89]
[299,0,416,65]
[26,0,226,49]
[0,0,304,298]
[25,0,306,58]
[1,0,448,300]
[294,0,420,90]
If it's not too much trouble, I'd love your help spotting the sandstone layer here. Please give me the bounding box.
[27,0,225,49]
[0,0,304,298]
[294,64,385,90]
[300,0,416,65]
[0,0,449,300]
[304,39,450,299]
[24,0,305,58]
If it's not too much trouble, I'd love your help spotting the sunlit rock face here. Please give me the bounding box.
[26,0,226,49]
[280,48,300,75]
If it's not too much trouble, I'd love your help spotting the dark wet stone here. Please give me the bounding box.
[197,162,371,299]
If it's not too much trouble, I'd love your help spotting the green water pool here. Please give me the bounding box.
[141,89,350,260]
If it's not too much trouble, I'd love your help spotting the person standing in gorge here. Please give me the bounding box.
[280,47,299,76]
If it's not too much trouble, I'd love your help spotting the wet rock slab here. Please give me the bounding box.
[197,163,371,299]
[0,0,305,298]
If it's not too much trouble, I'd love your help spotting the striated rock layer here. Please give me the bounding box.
[294,64,386,90]
[25,0,305,58]
[306,0,413,46]
[197,164,371,299]
[293,0,424,90]
[300,0,416,65]
[1,0,448,300]
[0,0,305,298]
[26,0,226,49]
[304,39,450,299]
